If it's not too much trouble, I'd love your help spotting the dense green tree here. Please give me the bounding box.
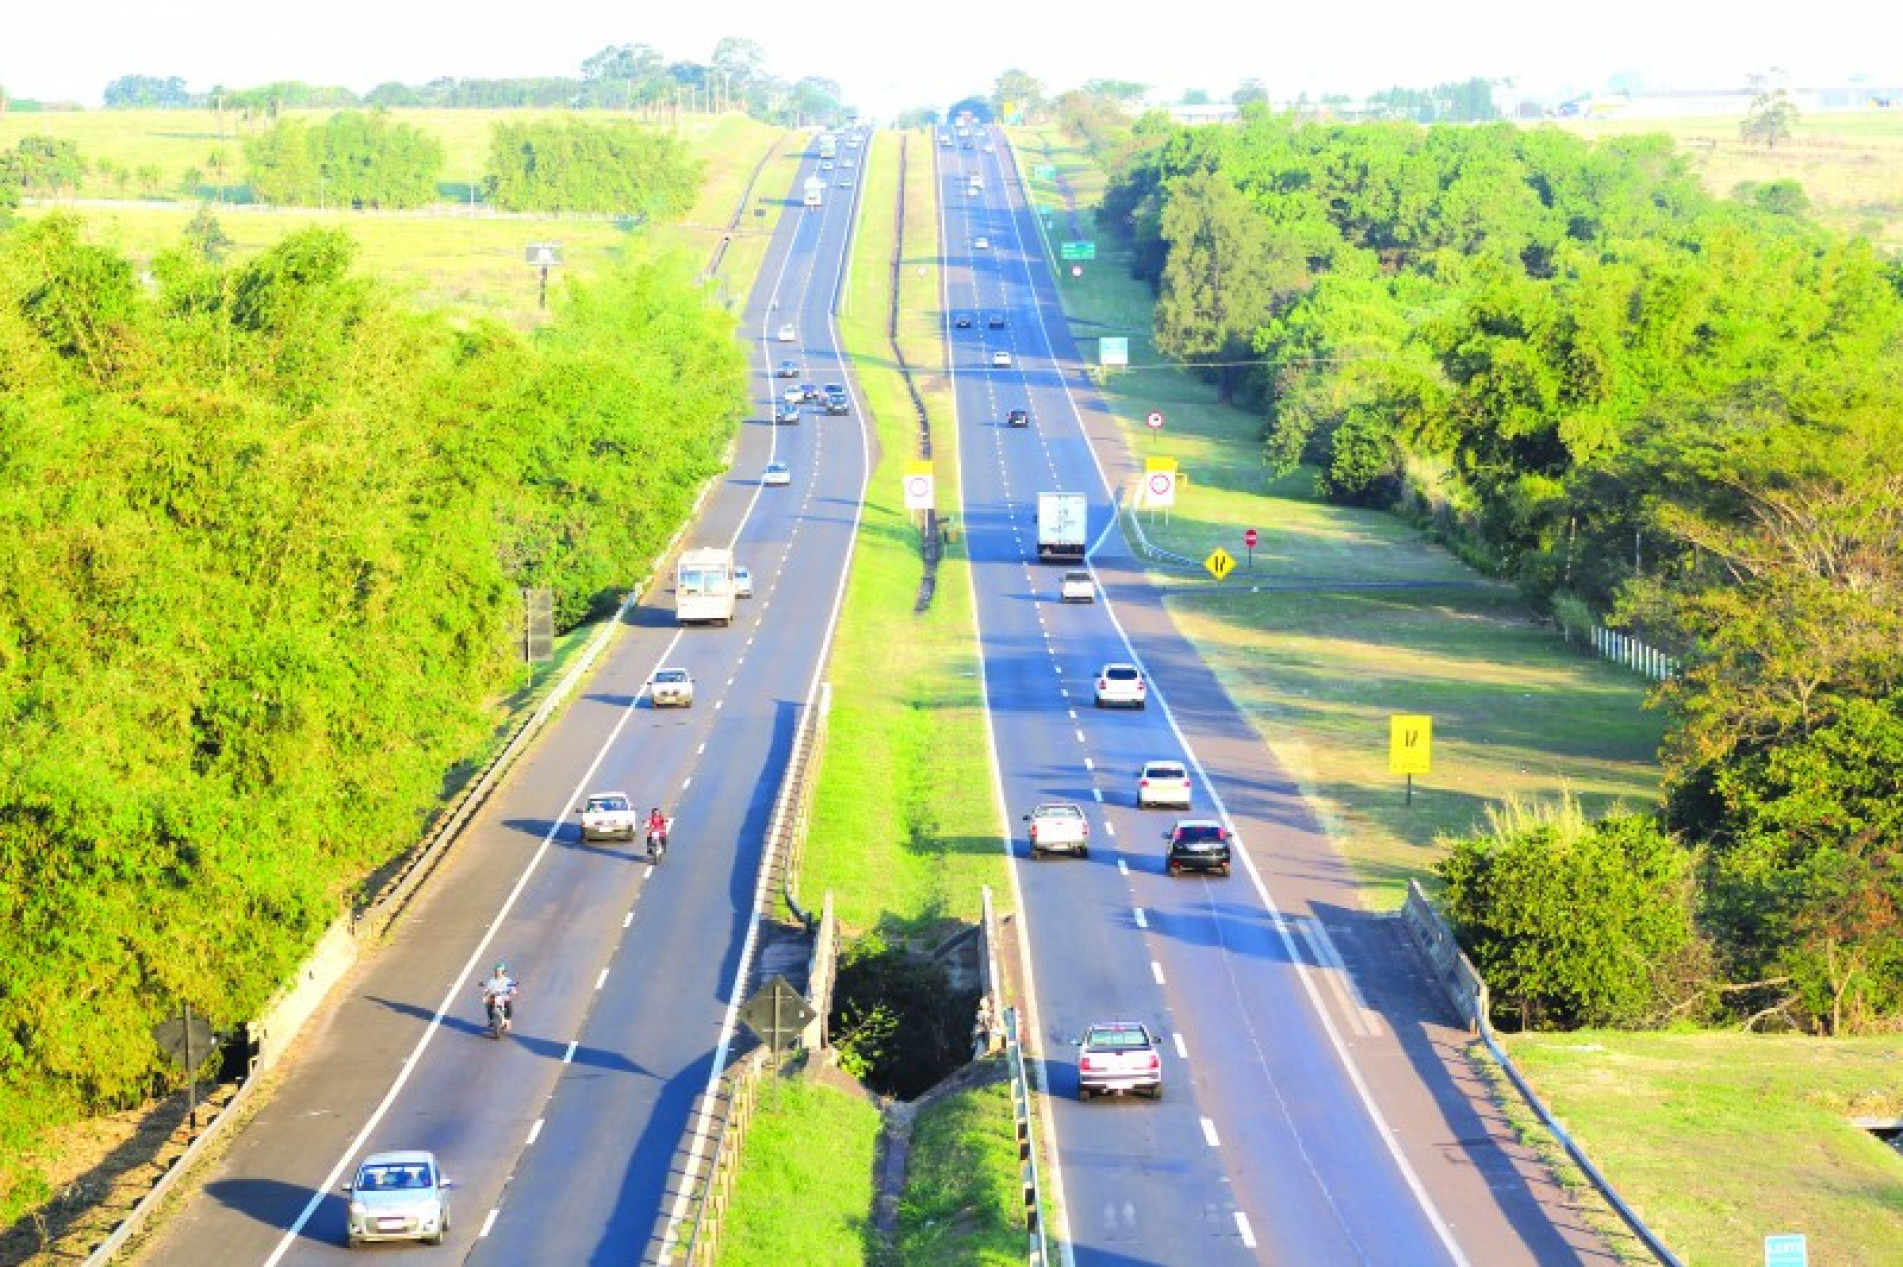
[994,69,1046,121]
[1154,168,1302,401]
[483,118,698,217]
[243,111,443,209]
[1741,74,1799,150]
[1233,78,1269,107]
[103,74,192,108]
[1438,799,1707,1029]
[0,219,748,1222]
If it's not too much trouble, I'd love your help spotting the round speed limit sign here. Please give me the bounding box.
[1146,411,1164,430]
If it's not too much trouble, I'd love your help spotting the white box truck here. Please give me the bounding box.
[676,547,736,625]
[1036,492,1088,562]
[804,176,825,209]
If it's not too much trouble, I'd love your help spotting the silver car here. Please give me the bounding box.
[734,566,754,598]
[345,1149,452,1247]
[649,667,695,708]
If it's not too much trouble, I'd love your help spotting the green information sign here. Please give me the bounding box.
[1060,241,1097,261]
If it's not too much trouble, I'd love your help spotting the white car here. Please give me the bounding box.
[991,350,1012,368]
[1024,802,1090,858]
[345,1150,453,1247]
[576,791,638,842]
[648,666,694,708]
[776,323,796,342]
[1059,569,1094,602]
[974,236,990,250]
[1137,760,1193,810]
[733,566,754,598]
[763,461,792,486]
[1094,663,1146,709]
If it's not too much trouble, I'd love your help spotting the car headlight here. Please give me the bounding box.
[349,1202,367,1218]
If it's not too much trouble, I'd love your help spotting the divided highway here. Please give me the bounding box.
[134,136,871,1265]
[941,127,1613,1265]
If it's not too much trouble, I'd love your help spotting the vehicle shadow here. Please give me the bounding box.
[201,1175,348,1243]
[361,993,650,1075]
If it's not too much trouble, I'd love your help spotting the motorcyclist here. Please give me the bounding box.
[645,807,669,857]
[480,962,518,1028]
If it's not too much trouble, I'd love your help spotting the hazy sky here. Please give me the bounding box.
[7,0,1900,117]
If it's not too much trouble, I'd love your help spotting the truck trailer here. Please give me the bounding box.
[803,175,825,209]
[676,547,737,625]
[1036,492,1088,562]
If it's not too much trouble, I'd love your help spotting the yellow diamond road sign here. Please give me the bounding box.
[1204,546,1235,580]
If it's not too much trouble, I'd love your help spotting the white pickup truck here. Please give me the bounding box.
[1024,802,1090,859]
[577,792,638,843]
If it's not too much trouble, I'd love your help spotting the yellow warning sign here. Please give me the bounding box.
[1203,546,1235,581]
[1389,715,1433,775]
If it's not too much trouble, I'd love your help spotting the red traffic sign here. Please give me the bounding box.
[1071,265,1083,277]
[1146,411,1164,430]
[1244,528,1258,548]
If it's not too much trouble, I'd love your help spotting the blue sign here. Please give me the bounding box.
[1765,1233,1807,1267]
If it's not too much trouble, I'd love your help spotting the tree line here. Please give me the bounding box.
[96,38,851,126]
[0,113,703,217]
[1081,100,1903,1035]
[0,214,748,1223]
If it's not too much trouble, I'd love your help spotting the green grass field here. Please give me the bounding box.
[1558,110,1903,248]
[717,130,1023,1265]
[800,129,1008,938]
[3,110,784,327]
[714,1073,883,1266]
[1012,118,1903,1264]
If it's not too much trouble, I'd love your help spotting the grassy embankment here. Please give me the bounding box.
[1016,121,1903,1264]
[0,108,781,327]
[715,131,1022,1266]
[1556,110,1903,250]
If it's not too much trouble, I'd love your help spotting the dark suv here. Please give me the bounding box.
[1006,409,1029,428]
[823,384,850,415]
[987,312,1007,329]
[1164,819,1231,877]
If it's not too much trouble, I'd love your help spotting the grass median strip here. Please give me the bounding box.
[715,1073,883,1266]
[717,130,1021,1264]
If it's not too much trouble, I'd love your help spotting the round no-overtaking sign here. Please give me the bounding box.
[1146,411,1164,430]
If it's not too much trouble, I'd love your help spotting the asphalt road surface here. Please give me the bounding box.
[134,134,872,1266]
[940,125,1615,1266]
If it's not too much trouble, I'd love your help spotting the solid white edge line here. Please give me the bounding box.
[1027,136,1471,1251]
[261,624,690,1266]
[946,135,1076,1267]
[659,147,878,1258]
[1078,541,1470,1263]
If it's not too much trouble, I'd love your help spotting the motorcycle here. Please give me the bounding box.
[646,820,669,863]
[482,989,515,1040]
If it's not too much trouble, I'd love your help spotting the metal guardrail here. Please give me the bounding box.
[1401,881,1681,1265]
[681,1048,771,1267]
[672,686,833,1263]
[1004,1007,1051,1267]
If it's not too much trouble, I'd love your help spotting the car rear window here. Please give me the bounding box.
[1175,825,1224,843]
[1086,1027,1149,1051]
[1145,764,1186,779]
[1106,667,1139,682]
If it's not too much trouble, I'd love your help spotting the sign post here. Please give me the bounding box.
[1388,714,1434,806]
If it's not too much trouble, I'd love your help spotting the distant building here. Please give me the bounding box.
[1159,102,1242,126]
